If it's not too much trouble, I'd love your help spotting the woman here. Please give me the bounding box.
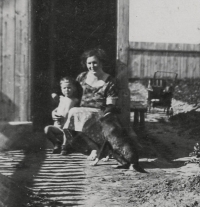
[61,48,118,158]
[56,49,144,172]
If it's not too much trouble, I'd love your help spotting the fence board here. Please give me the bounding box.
[0,1,3,120]
[15,0,29,121]
[15,0,21,120]
[2,0,15,121]
[140,52,144,78]
[27,0,31,121]
[0,0,31,121]
[145,52,150,77]
[0,1,3,100]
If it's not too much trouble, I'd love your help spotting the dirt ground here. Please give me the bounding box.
[1,99,200,207]
[83,100,200,207]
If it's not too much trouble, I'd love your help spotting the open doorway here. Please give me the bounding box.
[32,0,117,130]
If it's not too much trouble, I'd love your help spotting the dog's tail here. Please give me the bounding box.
[130,164,147,173]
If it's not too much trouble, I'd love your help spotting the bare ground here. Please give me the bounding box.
[83,102,200,207]
[1,99,200,207]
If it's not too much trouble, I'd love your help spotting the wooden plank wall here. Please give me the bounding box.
[128,42,200,79]
[0,0,31,122]
[116,0,130,127]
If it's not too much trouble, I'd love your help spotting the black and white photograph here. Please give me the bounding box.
[0,0,200,206]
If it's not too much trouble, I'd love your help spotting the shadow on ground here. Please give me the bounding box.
[133,110,200,170]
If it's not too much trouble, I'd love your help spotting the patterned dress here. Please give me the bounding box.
[63,72,118,142]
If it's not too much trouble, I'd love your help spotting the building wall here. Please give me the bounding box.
[0,0,31,122]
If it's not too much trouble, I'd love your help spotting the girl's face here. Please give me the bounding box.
[86,56,102,74]
[60,82,75,98]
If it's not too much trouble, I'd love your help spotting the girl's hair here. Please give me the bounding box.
[81,48,107,68]
[60,76,77,87]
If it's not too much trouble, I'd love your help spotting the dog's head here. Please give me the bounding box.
[101,104,121,115]
[99,105,121,123]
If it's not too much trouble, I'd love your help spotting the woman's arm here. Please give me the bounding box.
[103,77,120,114]
[61,97,79,118]
[52,108,62,121]
[106,97,118,105]
[105,78,118,106]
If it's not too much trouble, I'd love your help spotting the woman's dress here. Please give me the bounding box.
[63,71,118,142]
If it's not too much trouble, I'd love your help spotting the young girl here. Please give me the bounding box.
[44,76,80,155]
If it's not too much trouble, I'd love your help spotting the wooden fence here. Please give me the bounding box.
[128,42,200,79]
[0,0,31,121]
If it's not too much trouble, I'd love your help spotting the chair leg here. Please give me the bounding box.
[134,110,139,125]
[140,112,145,125]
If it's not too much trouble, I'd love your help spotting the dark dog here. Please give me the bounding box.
[90,111,146,173]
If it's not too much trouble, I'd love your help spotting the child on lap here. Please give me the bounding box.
[44,77,80,155]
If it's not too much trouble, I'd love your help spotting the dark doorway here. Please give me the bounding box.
[32,0,117,130]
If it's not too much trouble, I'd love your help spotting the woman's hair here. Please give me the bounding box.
[81,48,107,68]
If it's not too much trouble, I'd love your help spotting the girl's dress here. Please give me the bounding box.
[63,72,118,142]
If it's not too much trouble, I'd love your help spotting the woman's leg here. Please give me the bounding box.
[62,129,100,158]
[79,133,100,160]
[44,125,63,153]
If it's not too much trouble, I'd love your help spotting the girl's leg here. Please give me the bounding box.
[61,129,75,155]
[44,125,63,153]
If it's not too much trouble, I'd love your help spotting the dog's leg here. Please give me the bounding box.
[90,140,111,166]
[90,157,99,166]
[87,150,98,161]
[101,155,110,162]
[111,151,130,169]
[114,163,130,169]
[129,164,147,173]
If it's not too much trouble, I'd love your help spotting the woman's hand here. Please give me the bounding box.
[52,109,63,121]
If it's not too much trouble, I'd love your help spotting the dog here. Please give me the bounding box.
[90,107,146,173]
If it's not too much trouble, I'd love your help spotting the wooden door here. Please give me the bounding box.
[32,0,117,130]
